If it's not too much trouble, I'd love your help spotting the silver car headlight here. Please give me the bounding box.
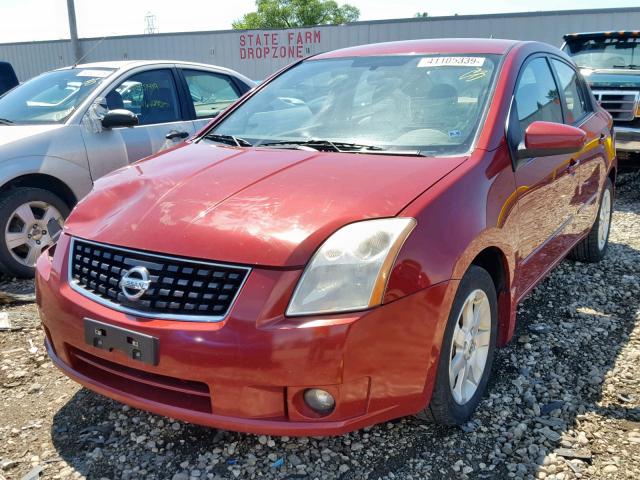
[286,218,416,316]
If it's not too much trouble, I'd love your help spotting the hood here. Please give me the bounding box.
[583,69,640,89]
[67,142,465,267]
[0,124,64,149]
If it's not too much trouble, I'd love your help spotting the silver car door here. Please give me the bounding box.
[81,67,195,180]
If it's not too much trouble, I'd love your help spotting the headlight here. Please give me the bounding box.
[286,218,416,316]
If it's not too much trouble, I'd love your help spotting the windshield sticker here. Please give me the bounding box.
[418,57,485,68]
[448,129,462,138]
[460,68,488,82]
[76,69,111,78]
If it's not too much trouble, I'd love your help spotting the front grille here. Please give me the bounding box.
[592,89,639,122]
[69,238,250,321]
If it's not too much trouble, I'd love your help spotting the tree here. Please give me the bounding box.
[414,12,428,18]
[233,0,360,29]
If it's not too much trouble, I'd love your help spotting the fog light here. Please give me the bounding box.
[303,389,335,415]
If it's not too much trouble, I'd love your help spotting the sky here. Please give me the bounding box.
[0,0,638,43]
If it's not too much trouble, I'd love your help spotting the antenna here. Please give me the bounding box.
[144,12,158,34]
[73,36,107,67]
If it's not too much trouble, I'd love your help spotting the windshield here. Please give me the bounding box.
[0,67,114,124]
[206,54,499,155]
[563,37,640,70]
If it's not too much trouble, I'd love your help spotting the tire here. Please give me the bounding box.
[0,187,69,278]
[419,265,498,425]
[568,177,613,263]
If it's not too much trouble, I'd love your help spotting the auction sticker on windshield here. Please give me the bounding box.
[418,57,486,67]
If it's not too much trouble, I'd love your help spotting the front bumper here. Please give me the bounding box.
[36,235,456,436]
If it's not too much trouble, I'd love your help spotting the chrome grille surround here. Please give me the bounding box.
[68,237,250,322]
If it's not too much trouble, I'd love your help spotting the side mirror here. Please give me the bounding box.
[517,121,586,159]
[101,109,139,129]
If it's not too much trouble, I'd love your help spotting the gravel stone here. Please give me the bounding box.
[1,171,639,479]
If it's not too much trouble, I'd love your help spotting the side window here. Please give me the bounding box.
[109,69,180,126]
[182,70,240,119]
[515,57,563,133]
[551,59,588,124]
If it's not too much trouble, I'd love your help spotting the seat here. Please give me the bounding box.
[427,83,458,103]
[105,90,124,110]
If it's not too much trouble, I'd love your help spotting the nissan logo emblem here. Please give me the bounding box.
[119,266,151,301]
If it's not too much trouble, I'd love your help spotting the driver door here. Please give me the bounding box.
[511,56,579,298]
[81,67,195,180]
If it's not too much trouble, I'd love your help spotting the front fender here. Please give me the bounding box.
[0,154,92,201]
[385,147,519,345]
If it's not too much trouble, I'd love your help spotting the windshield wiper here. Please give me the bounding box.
[0,118,14,125]
[259,139,426,156]
[202,133,252,147]
[612,64,640,70]
[259,139,384,152]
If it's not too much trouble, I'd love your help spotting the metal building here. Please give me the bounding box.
[1,6,639,81]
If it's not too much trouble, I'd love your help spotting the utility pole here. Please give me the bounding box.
[66,0,82,64]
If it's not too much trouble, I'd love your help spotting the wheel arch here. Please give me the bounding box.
[453,241,516,348]
[0,173,77,210]
[0,155,93,210]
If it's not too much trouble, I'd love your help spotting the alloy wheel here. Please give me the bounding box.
[598,188,612,251]
[5,201,63,267]
[449,289,492,405]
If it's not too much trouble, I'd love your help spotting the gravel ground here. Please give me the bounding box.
[1,171,639,480]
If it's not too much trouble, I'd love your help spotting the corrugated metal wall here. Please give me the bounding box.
[2,7,640,81]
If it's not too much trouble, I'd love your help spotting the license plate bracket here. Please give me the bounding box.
[83,318,159,366]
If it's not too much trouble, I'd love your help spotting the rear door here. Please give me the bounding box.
[511,56,579,298]
[549,57,611,237]
[82,67,195,180]
[177,68,244,131]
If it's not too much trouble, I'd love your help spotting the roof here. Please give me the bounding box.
[53,60,254,84]
[563,31,640,41]
[314,38,520,59]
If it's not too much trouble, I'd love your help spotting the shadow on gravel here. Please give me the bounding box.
[50,389,244,479]
[49,175,640,480]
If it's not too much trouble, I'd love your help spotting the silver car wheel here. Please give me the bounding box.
[597,188,611,251]
[449,289,492,405]
[5,201,63,267]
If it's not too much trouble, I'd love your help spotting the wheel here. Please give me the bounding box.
[420,265,498,425]
[0,187,69,278]
[568,177,613,263]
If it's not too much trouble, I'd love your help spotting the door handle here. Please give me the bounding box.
[566,158,579,174]
[165,131,190,141]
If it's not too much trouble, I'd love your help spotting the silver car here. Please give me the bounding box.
[0,60,254,277]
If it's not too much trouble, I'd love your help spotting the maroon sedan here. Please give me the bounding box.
[36,38,615,436]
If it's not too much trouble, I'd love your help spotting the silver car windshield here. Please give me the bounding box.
[206,54,499,155]
[0,67,115,124]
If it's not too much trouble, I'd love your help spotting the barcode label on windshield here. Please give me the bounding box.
[418,57,485,67]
